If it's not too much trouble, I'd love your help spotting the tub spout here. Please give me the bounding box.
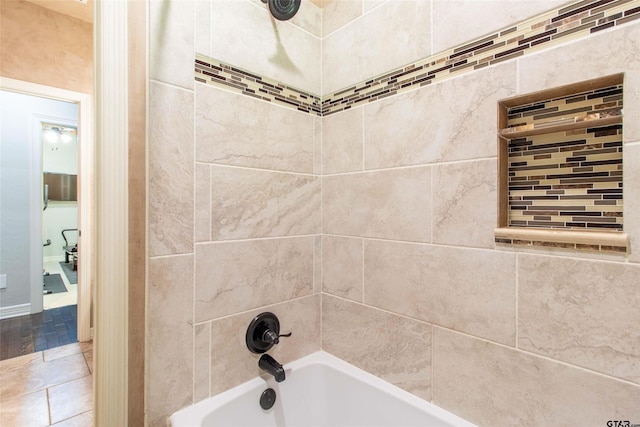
[259,354,285,382]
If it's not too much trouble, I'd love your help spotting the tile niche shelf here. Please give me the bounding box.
[495,74,629,254]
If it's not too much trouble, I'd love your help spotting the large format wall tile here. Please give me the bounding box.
[432,327,640,426]
[322,0,431,94]
[209,166,320,240]
[518,254,640,384]
[322,167,431,242]
[195,163,210,242]
[150,0,194,89]
[322,295,432,400]
[322,107,364,174]
[432,159,497,249]
[195,85,315,173]
[209,295,320,395]
[365,240,516,345]
[149,82,194,257]
[148,255,194,426]
[364,63,516,169]
[210,0,321,95]
[194,323,210,403]
[626,143,640,263]
[322,236,363,302]
[431,1,568,54]
[518,25,640,143]
[323,0,362,36]
[195,237,314,322]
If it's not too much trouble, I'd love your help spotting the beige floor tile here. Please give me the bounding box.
[0,351,42,374]
[0,353,89,403]
[0,389,49,427]
[51,410,93,427]
[83,350,93,374]
[43,343,83,362]
[48,376,93,424]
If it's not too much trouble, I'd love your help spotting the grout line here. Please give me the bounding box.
[515,254,519,349]
[195,161,318,177]
[46,387,52,426]
[208,321,212,398]
[361,238,365,304]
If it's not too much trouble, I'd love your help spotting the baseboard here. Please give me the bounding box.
[0,303,31,320]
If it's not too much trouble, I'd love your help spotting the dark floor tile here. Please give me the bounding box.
[0,305,78,361]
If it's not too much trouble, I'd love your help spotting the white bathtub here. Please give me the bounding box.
[171,351,476,427]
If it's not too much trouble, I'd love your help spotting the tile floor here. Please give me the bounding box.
[43,260,78,310]
[0,341,93,426]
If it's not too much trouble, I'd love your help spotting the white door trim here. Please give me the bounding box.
[94,0,130,424]
[0,77,93,342]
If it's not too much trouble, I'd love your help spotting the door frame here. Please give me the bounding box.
[0,77,93,342]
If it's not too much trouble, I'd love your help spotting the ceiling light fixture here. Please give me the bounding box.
[42,124,77,144]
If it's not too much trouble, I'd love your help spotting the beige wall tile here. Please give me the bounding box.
[195,163,210,243]
[365,240,516,345]
[209,166,320,240]
[48,375,92,424]
[322,108,364,174]
[518,24,640,142]
[195,237,314,322]
[322,236,363,302]
[322,0,430,94]
[210,1,321,95]
[195,0,211,56]
[314,116,322,175]
[364,64,516,168]
[359,1,430,90]
[323,0,362,36]
[150,0,194,89]
[314,235,322,294]
[363,0,386,13]
[322,295,431,400]
[432,327,640,426]
[149,82,194,257]
[518,254,640,384]
[194,323,211,403]
[322,167,431,242]
[148,255,194,426]
[625,143,640,263]
[210,295,320,394]
[195,84,316,173]
[432,159,497,249]
[289,0,322,37]
[322,17,364,94]
[431,0,568,54]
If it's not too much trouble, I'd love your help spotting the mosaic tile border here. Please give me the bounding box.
[195,55,322,115]
[195,1,639,117]
[494,237,627,253]
[322,0,640,115]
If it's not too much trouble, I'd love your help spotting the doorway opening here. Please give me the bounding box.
[0,80,92,362]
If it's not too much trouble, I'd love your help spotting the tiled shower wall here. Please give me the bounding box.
[147,1,321,425]
[321,3,640,426]
[147,0,640,426]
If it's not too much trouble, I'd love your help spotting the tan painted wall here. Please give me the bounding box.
[0,0,93,94]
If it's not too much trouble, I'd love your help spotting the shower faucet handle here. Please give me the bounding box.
[262,329,292,345]
[247,312,292,354]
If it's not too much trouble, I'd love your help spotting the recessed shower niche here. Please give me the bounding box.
[495,74,629,253]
